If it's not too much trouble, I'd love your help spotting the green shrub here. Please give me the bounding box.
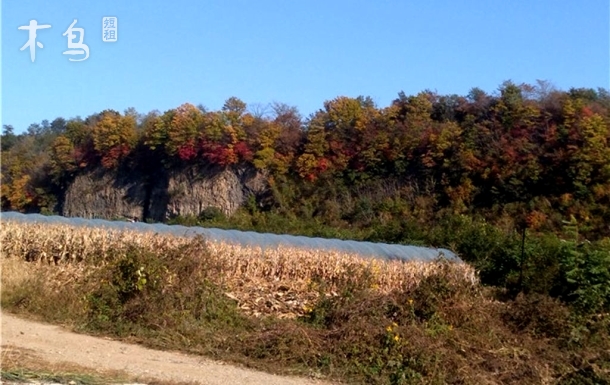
[81,239,251,338]
[556,239,610,315]
[198,206,225,221]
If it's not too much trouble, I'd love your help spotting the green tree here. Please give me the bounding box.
[1,125,18,151]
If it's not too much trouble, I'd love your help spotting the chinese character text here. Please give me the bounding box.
[18,20,52,62]
[102,17,118,42]
[62,19,90,61]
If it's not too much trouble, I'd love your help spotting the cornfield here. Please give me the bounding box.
[1,220,478,319]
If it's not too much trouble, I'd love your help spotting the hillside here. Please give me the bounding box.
[2,81,610,310]
[1,83,609,235]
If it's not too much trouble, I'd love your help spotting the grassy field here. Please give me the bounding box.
[1,220,609,384]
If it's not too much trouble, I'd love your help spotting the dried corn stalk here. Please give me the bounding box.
[0,221,478,318]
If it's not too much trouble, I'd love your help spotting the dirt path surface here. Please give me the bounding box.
[1,312,333,385]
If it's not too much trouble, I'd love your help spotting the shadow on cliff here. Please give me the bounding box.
[116,161,171,223]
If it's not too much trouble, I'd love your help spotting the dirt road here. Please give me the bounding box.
[1,312,333,385]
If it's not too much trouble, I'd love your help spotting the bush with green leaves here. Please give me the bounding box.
[555,239,610,315]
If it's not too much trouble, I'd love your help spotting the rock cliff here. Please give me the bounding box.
[61,165,269,221]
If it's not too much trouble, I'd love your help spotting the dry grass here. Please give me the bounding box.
[1,345,131,384]
[0,220,477,319]
[1,345,200,385]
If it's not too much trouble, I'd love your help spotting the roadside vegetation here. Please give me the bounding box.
[2,221,609,384]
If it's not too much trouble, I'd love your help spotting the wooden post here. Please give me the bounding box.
[519,225,526,292]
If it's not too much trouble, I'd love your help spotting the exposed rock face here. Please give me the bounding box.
[63,169,146,220]
[62,165,269,221]
[149,165,269,221]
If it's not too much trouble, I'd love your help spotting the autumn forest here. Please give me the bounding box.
[2,81,610,307]
[3,81,609,232]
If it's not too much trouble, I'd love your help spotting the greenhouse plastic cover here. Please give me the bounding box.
[1,212,460,263]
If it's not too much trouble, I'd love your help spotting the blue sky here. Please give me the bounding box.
[2,0,609,134]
